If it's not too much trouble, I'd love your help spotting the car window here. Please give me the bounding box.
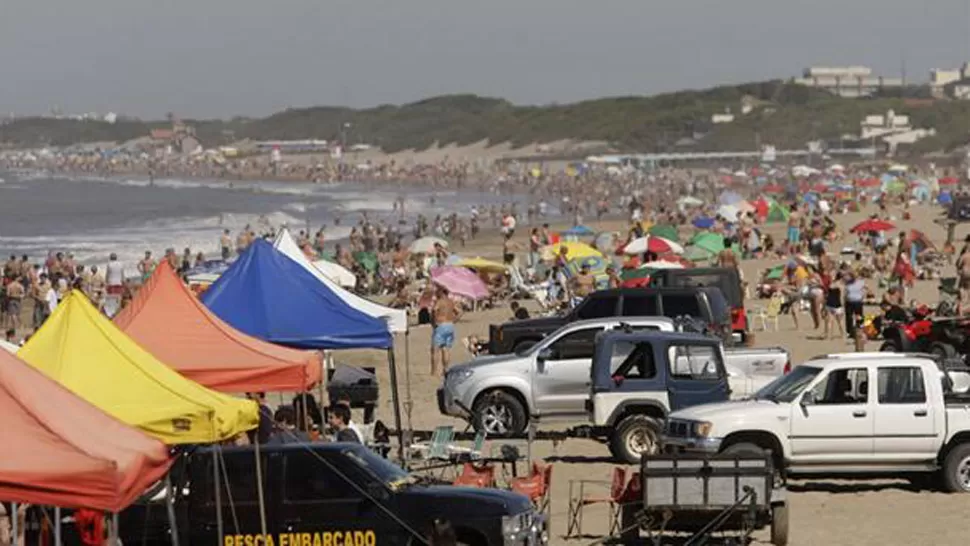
[283,451,361,502]
[548,327,601,360]
[207,455,260,506]
[878,367,926,404]
[612,342,657,379]
[621,294,658,316]
[660,294,702,319]
[810,368,869,404]
[576,296,618,320]
[666,344,720,380]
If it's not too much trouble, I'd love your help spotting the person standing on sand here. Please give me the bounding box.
[431,285,457,377]
[220,229,232,260]
[138,251,157,283]
[787,204,801,250]
[958,243,970,313]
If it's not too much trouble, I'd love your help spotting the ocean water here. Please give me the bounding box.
[0,170,518,272]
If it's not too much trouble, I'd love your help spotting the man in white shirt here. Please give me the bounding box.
[105,253,125,295]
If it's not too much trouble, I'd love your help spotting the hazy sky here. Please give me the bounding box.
[2,0,969,119]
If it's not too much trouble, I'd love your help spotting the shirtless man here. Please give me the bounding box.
[957,248,970,313]
[4,277,23,330]
[571,265,596,298]
[138,251,157,282]
[430,286,457,376]
[787,204,801,250]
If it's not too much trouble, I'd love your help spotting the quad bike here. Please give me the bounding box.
[879,304,935,353]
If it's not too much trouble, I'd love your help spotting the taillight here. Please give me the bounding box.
[731,308,741,319]
[783,361,792,374]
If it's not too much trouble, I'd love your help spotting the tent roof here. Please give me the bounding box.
[274,229,408,333]
[18,291,258,444]
[114,262,322,393]
[204,239,393,350]
[0,349,172,511]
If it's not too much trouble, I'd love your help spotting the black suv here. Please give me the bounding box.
[489,286,732,354]
[119,444,542,546]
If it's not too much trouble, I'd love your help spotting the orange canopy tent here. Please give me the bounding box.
[0,349,172,511]
[115,261,322,393]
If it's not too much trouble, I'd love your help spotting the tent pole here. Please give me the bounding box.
[110,513,119,546]
[54,507,61,546]
[386,347,406,466]
[11,503,17,546]
[253,441,269,541]
[165,473,180,546]
[214,449,223,545]
[403,332,413,436]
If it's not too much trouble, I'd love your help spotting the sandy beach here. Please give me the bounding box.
[330,202,970,546]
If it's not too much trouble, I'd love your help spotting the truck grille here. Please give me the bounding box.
[665,419,690,438]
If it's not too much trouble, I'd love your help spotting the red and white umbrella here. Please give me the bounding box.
[623,236,684,255]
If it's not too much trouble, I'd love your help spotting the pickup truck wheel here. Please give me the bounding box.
[930,342,958,360]
[770,503,789,546]
[942,443,970,492]
[610,416,660,464]
[472,391,527,435]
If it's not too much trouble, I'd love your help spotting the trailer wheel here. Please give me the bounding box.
[770,502,789,546]
[879,339,901,352]
[610,415,660,464]
[930,342,957,360]
[942,443,970,492]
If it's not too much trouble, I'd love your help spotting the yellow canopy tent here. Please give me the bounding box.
[455,256,508,273]
[18,290,258,444]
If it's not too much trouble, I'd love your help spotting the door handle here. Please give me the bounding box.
[852,410,867,418]
[914,409,928,417]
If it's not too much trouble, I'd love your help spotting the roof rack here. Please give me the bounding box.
[808,352,940,361]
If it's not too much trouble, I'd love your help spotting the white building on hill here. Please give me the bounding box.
[794,66,903,98]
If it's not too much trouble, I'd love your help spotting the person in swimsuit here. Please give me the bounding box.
[431,285,457,376]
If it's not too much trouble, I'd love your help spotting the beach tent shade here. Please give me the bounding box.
[203,240,393,350]
[18,291,258,444]
[114,261,323,393]
[274,229,407,333]
[410,236,448,254]
[692,216,715,229]
[540,241,603,261]
[0,349,173,511]
[0,339,17,354]
[647,224,679,242]
[561,225,595,237]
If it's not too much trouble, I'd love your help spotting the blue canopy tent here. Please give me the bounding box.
[203,240,406,458]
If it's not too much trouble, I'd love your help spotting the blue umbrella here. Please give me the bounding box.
[562,225,596,236]
[939,191,953,205]
[692,216,715,229]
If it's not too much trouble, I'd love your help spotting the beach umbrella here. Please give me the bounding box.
[764,265,786,281]
[561,225,596,237]
[851,219,896,233]
[677,196,704,208]
[565,255,609,281]
[718,190,744,205]
[594,232,619,253]
[940,177,959,186]
[642,260,686,270]
[716,204,741,222]
[540,241,602,261]
[888,164,909,174]
[690,232,728,254]
[939,191,953,205]
[765,201,789,224]
[648,224,679,242]
[684,246,717,263]
[409,236,449,254]
[430,266,490,300]
[856,177,880,188]
[455,256,507,273]
[352,251,379,273]
[762,183,785,194]
[692,216,715,229]
[752,198,769,219]
[623,235,684,255]
[620,266,652,288]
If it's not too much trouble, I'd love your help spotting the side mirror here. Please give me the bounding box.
[800,392,816,406]
[537,347,554,362]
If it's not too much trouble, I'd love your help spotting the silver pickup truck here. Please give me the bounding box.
[437,317,790,434]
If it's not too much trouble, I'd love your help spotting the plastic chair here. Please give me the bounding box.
[752,293,784,331]
[448,431,486,462]
[408,425,455,460]
[452,463,496,488]
[566,466,628,538]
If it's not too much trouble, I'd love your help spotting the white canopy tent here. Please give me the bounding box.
[273,229,408,333]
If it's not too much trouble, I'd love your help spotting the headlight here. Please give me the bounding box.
[693,421,714,438]
[502,513,523,535]
[447,368,474,387]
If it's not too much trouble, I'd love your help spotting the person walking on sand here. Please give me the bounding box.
[431,285,457,376]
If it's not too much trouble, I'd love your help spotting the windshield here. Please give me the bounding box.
[342,446,409,487]
[753,365,821,402]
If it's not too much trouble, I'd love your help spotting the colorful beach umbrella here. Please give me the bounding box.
[850,219,896,233]
[410,236,449,254]
[648,224,679,242]
[455,256,507,273]
[622,236,684,255]
[540,241,602,261]
[430,266,490,300]
[692,216,715,229]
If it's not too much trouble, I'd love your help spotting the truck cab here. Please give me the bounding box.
[587,330,731,463]
[122,443,543,546]
[663,353,970,491]
[647,267,747,343]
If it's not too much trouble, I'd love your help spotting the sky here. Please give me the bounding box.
[1,0,969,119]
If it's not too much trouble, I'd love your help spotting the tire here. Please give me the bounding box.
[720,442,767,457]
[930,342,958,360]
[770,503,789,546]
[942,443,970,493]
[471,390,527,435]
[879,339,901,352]
[609,415,660,464]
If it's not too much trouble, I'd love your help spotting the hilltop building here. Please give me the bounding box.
[794,66,903,98]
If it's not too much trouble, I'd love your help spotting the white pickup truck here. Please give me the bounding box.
[662,353,970,492]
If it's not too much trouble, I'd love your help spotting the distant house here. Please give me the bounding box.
[943,79,970,101]
[930,63,970,98]
[794,66,903,98]
[150,129,175,141]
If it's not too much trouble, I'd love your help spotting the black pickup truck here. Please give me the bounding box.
[118,443,542,546]
[489,286,732,355]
